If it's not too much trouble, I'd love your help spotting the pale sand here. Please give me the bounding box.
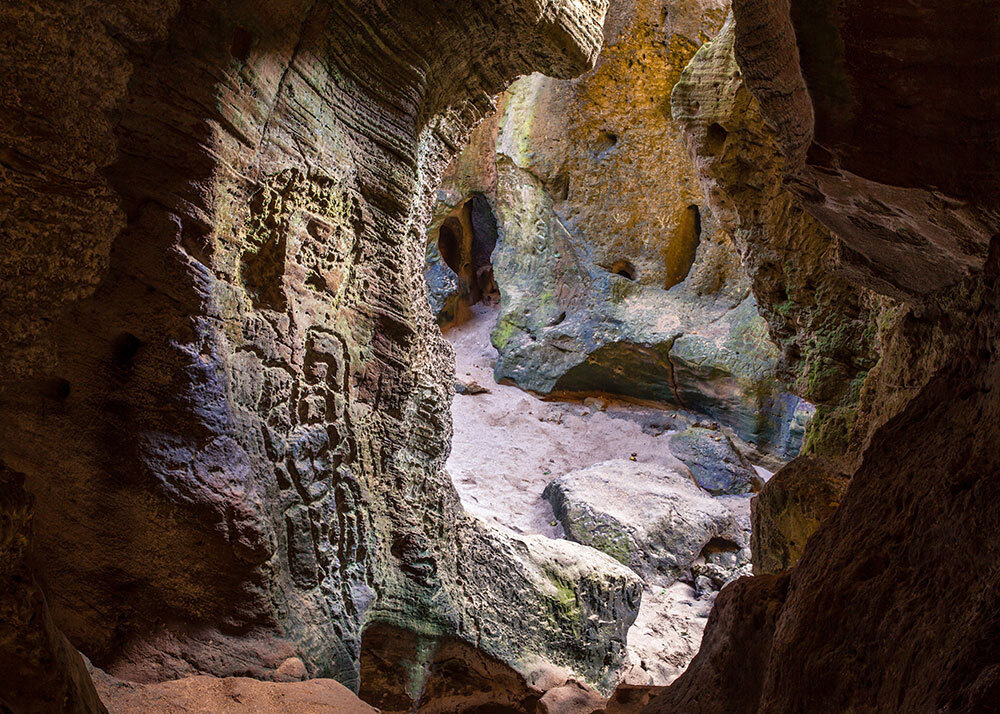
[445,303,694,539]
[443,303,748,686]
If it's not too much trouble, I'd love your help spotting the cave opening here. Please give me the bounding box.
[611,259,637,280]
[663,204,702,289]
[423,72,814,695]
[5,0,985,710]
[429,194,501,328]
[438,217,463,274]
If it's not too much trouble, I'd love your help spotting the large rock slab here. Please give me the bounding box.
[750,456,850,574]
[443,520,643,693]
[543,460,749,585]
[92,670,377,714]
[668,426,758,495]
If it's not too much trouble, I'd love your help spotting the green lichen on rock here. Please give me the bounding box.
[544,460,751,586]
[670,15,885,464]
[423,0,810,462]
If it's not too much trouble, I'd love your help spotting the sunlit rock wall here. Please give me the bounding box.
[649,1,1000,711]
[427,0,812,463]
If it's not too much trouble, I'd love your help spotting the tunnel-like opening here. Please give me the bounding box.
[438,217,463,274]
[429,194,501,329]
[705,122,728,156]
[468,193,500,304]
[664,204,702,289]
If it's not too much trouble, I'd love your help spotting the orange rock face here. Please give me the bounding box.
[92,672,377,714]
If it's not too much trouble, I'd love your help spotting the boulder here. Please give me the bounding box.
[91,670,377,714]
[750,456,850,575]
[365,519,643,700]
[667,426,758,495]
[543,460,749,585]
[455,379,491,395]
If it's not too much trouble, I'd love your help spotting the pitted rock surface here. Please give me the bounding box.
[544,460,750,586]
[0,0,637,703]
[423,0,812,462]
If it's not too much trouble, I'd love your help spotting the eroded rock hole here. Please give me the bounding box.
[595,130,618,156]
[41,377,71,401]
[664,205,701,289]
[230,26,253,61]
[111,332,142,370]
[611,259,637,280]
[469,194,500,304]
[429,195,500,328]
[705,122,728,155]
[438,217,463,275]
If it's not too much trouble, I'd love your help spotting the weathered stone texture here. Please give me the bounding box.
[424,0,811,460]
[92,669,377,714]
[0,465,109,714]
[749,456,848,574]
[731,0,1000,300]
[544,460,750,587]
[646,1,1000,711]
[0,0,631,705]
[671,15,881,462]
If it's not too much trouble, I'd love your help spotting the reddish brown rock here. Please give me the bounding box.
[92,670,377,713]
[730,0,1000,299]
[0,0,620,701]
[359,622,609,714]
[750,456,849,574]
[643,2,1000,712]
[643,573,790,714]
[0,465,109,714]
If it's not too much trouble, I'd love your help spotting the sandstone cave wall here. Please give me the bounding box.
[647,1,1000,711]
[0,0,655,708]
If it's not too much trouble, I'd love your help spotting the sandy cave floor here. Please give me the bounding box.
[443,302,762,686]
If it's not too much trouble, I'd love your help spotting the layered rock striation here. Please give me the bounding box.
[0,0,652,707]
[649,1,1000,711]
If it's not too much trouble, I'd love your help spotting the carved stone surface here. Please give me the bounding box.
[0,0,636,701]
